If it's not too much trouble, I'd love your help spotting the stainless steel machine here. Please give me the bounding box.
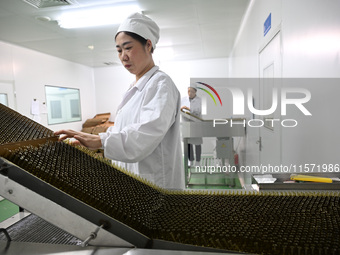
[181,111,246,186]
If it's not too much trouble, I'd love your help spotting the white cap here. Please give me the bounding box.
[188,83,197,91]
[116,12,160,49]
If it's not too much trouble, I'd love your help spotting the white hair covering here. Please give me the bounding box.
[188,83,197,91]
[116,12,160,49]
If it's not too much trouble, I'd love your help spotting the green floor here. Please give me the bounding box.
[187,170,242,190]
[0,198,19,222]
[185,156,242,190]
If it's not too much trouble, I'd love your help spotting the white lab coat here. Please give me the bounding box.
[99,66,184,190]
[181,96,203,145]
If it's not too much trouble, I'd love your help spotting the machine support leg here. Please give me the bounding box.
[0,228,11,242]
[183,138,189,187]
[81,224,104,247]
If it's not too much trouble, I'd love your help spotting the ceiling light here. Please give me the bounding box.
[58,4,140,29]
[35,16,52,22]
[103,62,119,66]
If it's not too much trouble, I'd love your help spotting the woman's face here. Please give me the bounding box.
[116,32,154,80]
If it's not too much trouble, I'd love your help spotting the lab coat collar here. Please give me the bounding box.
[117,66,159,113]
[134,65,159,91]
[189,95,197,101]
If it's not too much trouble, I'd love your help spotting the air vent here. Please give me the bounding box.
[22,0,75,8]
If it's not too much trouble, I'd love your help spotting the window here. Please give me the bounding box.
[45,85,81,125]
[0,93,8,106]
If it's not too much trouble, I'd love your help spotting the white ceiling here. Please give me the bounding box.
[0,0,250,67]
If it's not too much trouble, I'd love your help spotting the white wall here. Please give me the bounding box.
[282,0,340,77]
[159,58,229,97]
[93,65,134,121]
[0,40,96,132]
[230,0,340,76]
[229,0,340,168]
[280,0,340,166]
[229,0,282,78]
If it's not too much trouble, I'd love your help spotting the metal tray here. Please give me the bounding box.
[251,172,340,190]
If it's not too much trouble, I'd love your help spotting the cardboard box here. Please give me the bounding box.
[82,112,112,128]
[99,121,115,128]
[81,112,114,134]
[94,113,111,121]
[82,118,104,128]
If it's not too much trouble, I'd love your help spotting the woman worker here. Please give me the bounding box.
[55,13,184,190]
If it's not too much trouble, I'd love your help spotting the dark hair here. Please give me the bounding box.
[115,31,154,53]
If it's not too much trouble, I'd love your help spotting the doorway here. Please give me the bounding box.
[258,31,282,165]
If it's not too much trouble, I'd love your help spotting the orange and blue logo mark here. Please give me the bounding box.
[196,82,222,106]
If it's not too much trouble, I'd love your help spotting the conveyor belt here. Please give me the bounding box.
[0,105,54,144]
[0,103,340,255]
[0,214,82,245]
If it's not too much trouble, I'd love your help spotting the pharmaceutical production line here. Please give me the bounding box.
[180,111,246,187]
[0,103,340,255]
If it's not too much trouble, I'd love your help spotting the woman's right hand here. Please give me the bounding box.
[54,129,102,150]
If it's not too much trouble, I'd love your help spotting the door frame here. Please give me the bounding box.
[257,25,283,165]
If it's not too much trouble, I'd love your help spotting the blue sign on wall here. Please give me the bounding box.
[264,13,271,36]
